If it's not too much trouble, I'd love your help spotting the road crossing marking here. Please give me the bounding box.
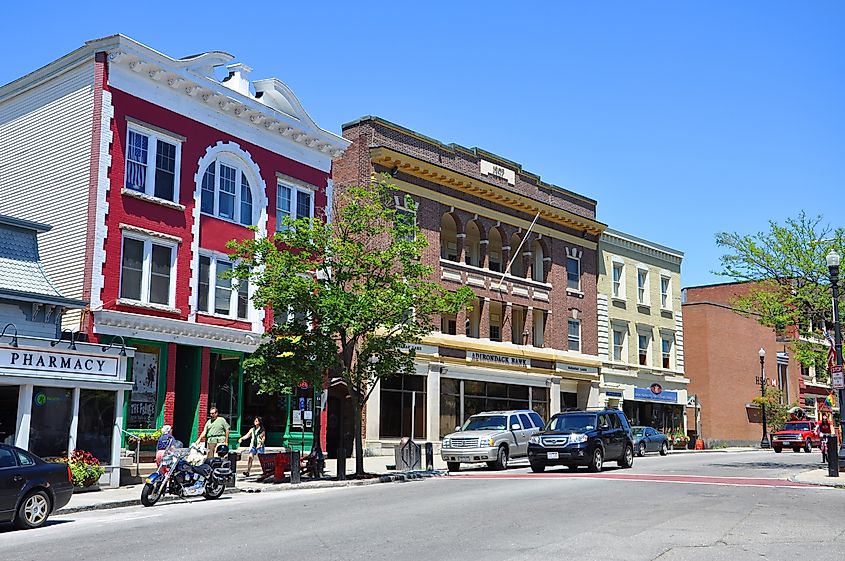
[447,472,827,489]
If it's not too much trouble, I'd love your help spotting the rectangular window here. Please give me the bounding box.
[567,319,581,352]
[637,269,649,304]
[218,164,237,220]
[661,336,672,369]
[201,164,216,214]
[380,374,427,439]
[566,257,581,290]
[660,276,671,309]
[533,310,545,347]
[125,125,181,202]
[276,184,292,230]
[612,263,623,298]
[638,333,649,366]
[612,328,625,362]
[240,176,253,226]
[28,387,72,458]
[441,315,457,335]
[214,261,233,315]
[198,254,249,319]
[119,236,175,306]
[296,190,312,220]
[198,256,211,312]
[276,183,314,230]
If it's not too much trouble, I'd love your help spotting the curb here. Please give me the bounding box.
[787,473,845,490]
[56,471,445,515]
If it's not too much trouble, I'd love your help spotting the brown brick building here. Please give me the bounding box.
[333,116,607,452]
[682,282,817,446]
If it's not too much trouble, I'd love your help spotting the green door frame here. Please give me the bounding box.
[209,348,245,449]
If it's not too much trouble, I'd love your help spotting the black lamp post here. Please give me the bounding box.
[827,249,845,467]
[759,348,770,449]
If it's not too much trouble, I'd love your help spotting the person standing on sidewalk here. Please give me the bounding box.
[238,416,266,477]
[196,408,230,458]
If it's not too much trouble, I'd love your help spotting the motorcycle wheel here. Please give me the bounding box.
[140,482,163,507]
[204,479,225,500]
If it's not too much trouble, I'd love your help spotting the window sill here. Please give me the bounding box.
[611,296,626,304]
[122,188,185,211]
[200,211,258,228]
[116,298,181,315]
[566,288,584,297]
[660,307,674,314]
[196,311,251,323]
[637,302,651,309]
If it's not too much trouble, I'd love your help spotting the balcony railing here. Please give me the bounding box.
[439,258,552,303]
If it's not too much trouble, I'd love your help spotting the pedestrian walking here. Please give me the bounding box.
[238,416,266,476]
[155,425,174,466]
[196,407,230,458]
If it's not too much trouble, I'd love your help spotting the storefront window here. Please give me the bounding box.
[623,400,684,432]
[29,387,72,458]
[439,378,460,438]
[77,390,115,463]
[531,387,549,422]
[380,374,426,439]
[561,391,578,410]
[243,382,289,434]
[461,381,544,420]
[208,353,241,429]
[0,385,19,445]
[128,347,160,430]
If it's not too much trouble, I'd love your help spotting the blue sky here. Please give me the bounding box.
[4,2,844,287]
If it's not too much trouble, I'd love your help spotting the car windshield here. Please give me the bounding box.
[783,422,810,431]
[548,414,596,432]
[632,427,645,436]
[462,415,507,431]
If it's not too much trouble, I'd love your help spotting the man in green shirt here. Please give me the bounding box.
[196,407,230,458]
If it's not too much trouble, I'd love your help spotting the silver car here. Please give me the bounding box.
[441,410,545,472]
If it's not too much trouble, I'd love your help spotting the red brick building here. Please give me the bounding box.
[0,35,349,452]
[334,116,606,453]
[682,282,828,446]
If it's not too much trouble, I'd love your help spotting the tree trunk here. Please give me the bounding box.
[353,400,365,475]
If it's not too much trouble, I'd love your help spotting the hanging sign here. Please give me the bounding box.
[832,365,844,390]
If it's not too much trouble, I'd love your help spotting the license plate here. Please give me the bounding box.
[547,452,559,459]
[458,456,471,461]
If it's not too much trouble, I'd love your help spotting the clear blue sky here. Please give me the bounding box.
[4,2,844,287]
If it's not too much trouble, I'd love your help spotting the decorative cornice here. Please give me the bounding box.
[119,223,183,244]
[370,147,605,237]
[601,229,683,264]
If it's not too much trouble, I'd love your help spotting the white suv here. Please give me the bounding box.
[441,410,545,472]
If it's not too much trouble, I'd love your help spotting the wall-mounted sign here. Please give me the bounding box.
[556,362,599,375]
[469,352,529,368]
[401,343,438,356]
[0,347,119,379]
[480,160,516,186]
[634,385,679,403]
[129,351,158,428]
[606,391,623,398]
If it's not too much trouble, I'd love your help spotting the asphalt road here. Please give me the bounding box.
[2,450,843,561]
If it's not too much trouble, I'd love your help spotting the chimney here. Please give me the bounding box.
[222,63,253,97]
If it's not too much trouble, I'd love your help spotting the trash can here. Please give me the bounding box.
[226,451,240,488]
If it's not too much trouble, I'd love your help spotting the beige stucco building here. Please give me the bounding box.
[597,229,689,435]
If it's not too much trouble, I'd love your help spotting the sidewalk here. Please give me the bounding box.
[790,468,845,489]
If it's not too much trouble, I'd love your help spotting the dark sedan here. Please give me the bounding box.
[632,426,669,456]
[0,444,73,529]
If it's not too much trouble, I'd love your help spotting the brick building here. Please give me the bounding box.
[334,116,606,453]
[682,282,810,446]
[0,35,349,451]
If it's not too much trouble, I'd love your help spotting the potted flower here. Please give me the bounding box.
[67,450,106,489]
[672,428,689,448]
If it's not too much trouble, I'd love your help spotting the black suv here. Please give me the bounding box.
[527,409,634,473]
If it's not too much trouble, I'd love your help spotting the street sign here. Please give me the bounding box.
[832,365,844,390]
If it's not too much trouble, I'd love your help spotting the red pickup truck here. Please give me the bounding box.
[770,421,819,453]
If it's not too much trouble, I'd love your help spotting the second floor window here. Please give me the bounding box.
[119,236,175,307]
[276,183,313,230]
[566,257,581,291]
[125,127,181,202]
[612,328,625,362]
[567,319,581,352]
[661,336,672,369]
[200,160,254,226]
[638,333,649,366]
[198,255,249,319]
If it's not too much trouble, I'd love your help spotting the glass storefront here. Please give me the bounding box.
[29,387,73,458]
[0,385,18,445]
[208,353,241,429]
[77,390,116,463]
[623,400,684,432]
[127,346,161,430]
[380,374,426,439]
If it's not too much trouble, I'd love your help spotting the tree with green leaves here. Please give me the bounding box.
[751,389,796,433]
[228,175,475,476]
[715,212,845,381]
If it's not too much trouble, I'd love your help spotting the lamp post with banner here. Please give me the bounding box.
[758,348,770,449]
[826,249,845,468]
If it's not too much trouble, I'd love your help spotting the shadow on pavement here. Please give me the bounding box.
[0,518,74,534]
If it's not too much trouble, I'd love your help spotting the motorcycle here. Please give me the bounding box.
[140,440,231,507]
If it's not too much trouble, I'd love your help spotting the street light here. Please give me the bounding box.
[759,348,770,449]
[827,249,845,468]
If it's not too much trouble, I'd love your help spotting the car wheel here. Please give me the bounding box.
[773,447,782,453]
[638,443,646,457]
[804,439,812,453]
[659,442,668,456]
[14,490,51,530]
[618,445,634,469]
[588,447,604,473]
[529,462,545,473]
[447,462,461,472]
[492,446,508,471]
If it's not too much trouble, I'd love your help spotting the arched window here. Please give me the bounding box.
[441,214,459,261]
[465,221,482,267]
[531,240,544,282]
[200,157,255,226]
[488,228,503,273]
[509,233,524,277]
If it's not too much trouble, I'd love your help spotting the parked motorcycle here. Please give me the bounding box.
[140,440,231,507]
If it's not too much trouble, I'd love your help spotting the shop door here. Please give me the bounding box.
[173,346,200,444]
[326,384,353,459]
[0,386,19,445]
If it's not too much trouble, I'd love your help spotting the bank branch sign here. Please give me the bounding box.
[0,347,119,379]
[633,383,679,403]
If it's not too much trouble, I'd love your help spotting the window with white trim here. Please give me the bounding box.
[638,332,650,366]
[125,126,181,202]
[612,262,624,299]
[612,328,626,362]
[198,254,250,319]
[199,158,254,226]
[566,257,581,291]
[660,275,671,309]
[637,268,649,305]
[119,236,176,306]
[661,335,673,369]
[567,319,581,352]
[276,182,314,230]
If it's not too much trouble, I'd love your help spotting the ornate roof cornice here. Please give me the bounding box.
[601,229,683,265]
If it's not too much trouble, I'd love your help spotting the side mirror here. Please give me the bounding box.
[455,426,461,432]
[511,423,521,431]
